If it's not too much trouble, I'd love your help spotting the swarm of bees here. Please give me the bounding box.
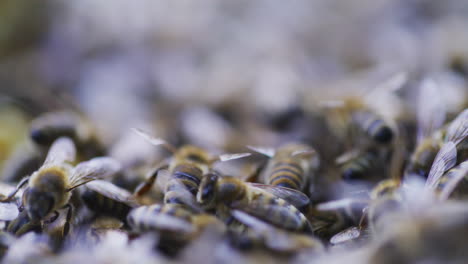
[0,68,466,264]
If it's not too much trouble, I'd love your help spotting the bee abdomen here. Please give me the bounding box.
[172,165,203,195]
[354,111,393,144]
[269,162,304,190]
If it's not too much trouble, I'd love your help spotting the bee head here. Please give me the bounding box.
[23,188,55,222]
[373,126,393,144]
[197,171,219,208]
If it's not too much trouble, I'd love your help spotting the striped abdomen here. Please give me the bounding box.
[241,193,312,233]
[353,111,393,144]
[81,190,131,220]
[127,204,192,232]
[341,151,377,180]
[268,160,305,191]
[164,164,203,205]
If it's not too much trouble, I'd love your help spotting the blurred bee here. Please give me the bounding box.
[197,171,312,233]
[229,209,323,254]
[317,72,407,146]
[132,128,250,211]
[406,79,468,177]
[0,137,121,227]
[424,142,468,202]
[81,180,139,222]
[247,143,318,193]
[29,111,105,159]
[127,203,224,256]
[335,148,380,181]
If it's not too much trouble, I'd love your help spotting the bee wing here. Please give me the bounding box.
[131,128,176,153]
[445,109,468,145]
[231,209,270,233]
[150,213,195,233]
[69,157,122,190]
[0,202,19,221]
[316,198,369,212]
[43,137,76,166]
[335,149,361,165]
[217,153,251,162]
[330,226,361,245]
[249,183,310,209]
[246,146,275,158]
[155,169,171,192]
[416,79,446,144]
[291,149,316,159]
[85,180,139,207]
[425,142,457,190]
[438,161,468,201]
[365,71,407,99]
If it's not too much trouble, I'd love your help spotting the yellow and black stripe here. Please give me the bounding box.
[164,164,203,206]
[341,151,377,180]
[82,190,131,220]
[268,160,304,190]
[353,111,393,144]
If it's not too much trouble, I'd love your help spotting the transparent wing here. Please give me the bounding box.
[438,161,468,201]
[249,183,310,209]
[85,180,139,207]
[165,178,202,213]
[155,169,171,192]
[218,153,251,162]
[246,146,275,158]
[69,157,122,190]
[445,109,468,145]
[0,202,19,221]
[316,198,369,212]
[131,128,176,153]
[231,209,270,233]
[416,79,446,144]
[330,226,361,245]
[335,149,361,165]
[365,71,407,99]
[291,149,316,158]
[425,142,457,190]
[43,137,76,166]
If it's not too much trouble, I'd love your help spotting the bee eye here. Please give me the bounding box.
[342,168,363,181]
[373,127,393,144]
[30,129,50,145]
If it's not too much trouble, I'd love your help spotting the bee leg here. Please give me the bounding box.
[244,161,267,183]
[0,176,30,202]
[134,163,169,197]
[62,204,73,237]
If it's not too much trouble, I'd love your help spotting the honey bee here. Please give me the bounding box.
[0,137,121,226]
[335,148,380,181]
[247,143,318,193]
[406,79,468,178]
[132,128,250,211]
[127,203,225,256]
[197,171,312,233]
[29,111,105,159]
[81,180,139,222]
[435,161,468,200]
[317,72,407,146]
[230,209,323,254]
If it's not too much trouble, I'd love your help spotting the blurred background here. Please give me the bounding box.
[0,0,467,170]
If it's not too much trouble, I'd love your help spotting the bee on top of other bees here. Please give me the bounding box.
[312,72,407,147]
[247,143,319,194]
[197,170,312,233]
[29,111,106,160]
[0,137,121,231]
[406,77,468,178]
[132,128,250,212]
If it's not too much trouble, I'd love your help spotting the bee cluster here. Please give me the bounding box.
[0,75,466,263]
[0,1,468,264]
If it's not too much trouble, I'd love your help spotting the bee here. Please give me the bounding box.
[424,142,468,202]
[335,148,380,181]
[0,137,121,227]
[317,72,407,146]
[230,209,323,254]
[81,180,139,222]
[127,204,224,256]
[29,111,105,159]
[197,171,312,233]
[132,128,250,211]
[406,79,468,177]
[247,143,318,192]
